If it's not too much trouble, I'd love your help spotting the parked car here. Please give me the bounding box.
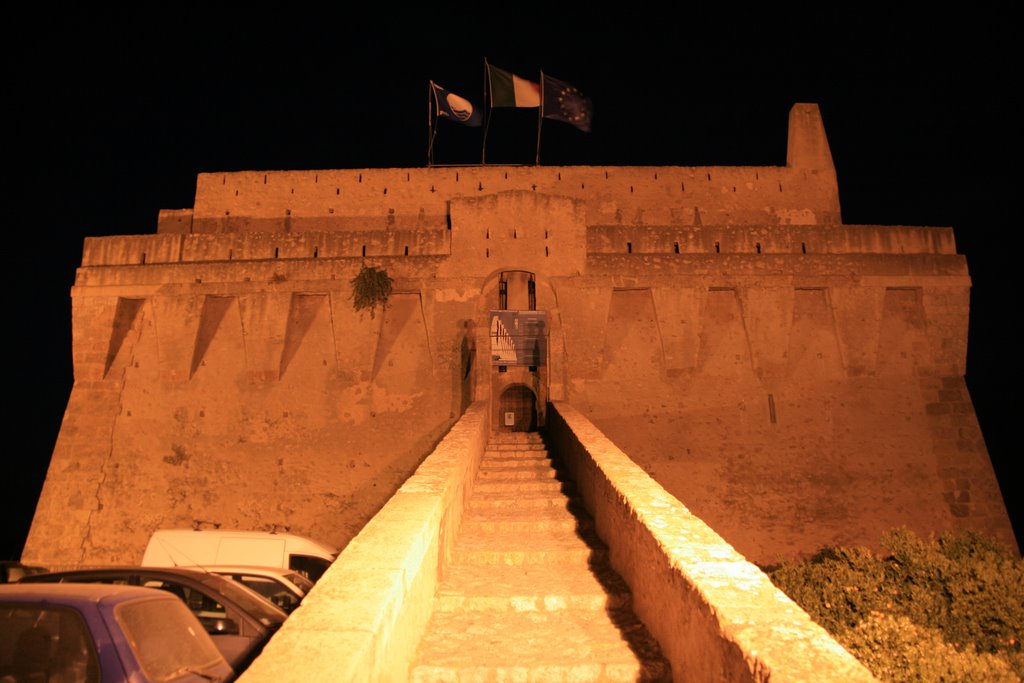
[19,567,286,672]
[0,582,233,682]
[188,565,313,614]
[142,529,337,582]
[1,561,48,584]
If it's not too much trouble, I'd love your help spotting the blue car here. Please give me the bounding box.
[0,582,234,682]
[18,567,286,672]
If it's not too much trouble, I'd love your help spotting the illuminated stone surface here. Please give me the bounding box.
[25,101,1010,679]
[410,432,671,682]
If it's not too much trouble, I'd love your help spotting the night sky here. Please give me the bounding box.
[6,12,1018,559]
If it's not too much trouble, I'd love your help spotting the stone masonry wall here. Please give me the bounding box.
[23,103,1016,569]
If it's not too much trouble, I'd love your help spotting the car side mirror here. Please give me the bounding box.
[200,617,239,635]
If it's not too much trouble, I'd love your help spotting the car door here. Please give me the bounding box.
[135,575,255,670]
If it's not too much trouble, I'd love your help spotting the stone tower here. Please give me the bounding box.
[22,103,1016,568]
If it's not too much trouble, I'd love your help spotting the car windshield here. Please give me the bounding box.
[115,597,225,682]
[193,573,286,627]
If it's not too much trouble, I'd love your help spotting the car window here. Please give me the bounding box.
[283,572,314,593]
[193,574,286,628]
[289,555,332,583]
[115,597,224,682]
[231,575,301,613]
[0,603,100,683]
[140,579,230,630]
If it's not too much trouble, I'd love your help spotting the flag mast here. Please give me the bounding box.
[482,59,492,165]
[535,70,544,165]
[427,81,436,167]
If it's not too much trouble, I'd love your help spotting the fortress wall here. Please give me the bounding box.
[587,225,958,255]
[82,230,451,267]
[188,163,840,232]
[189,214,451,235]
[444,191,587,279]
[548,269,1015,558]
[34,185,1010,569]
[157,209,194,234]
[26,245,1014,567]
[78,224,956,271]
[22,261,491,568]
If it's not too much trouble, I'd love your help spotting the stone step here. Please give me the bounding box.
[488,432,544,442]
[476,466,558,481]
[478,455,553,469]
[411,610,671,682]
[486,443,549,452]
[435,564,631,613]
[467,493,579,511]
[472,480,567,495]
[449,528,606,567]
[460,514,591,535]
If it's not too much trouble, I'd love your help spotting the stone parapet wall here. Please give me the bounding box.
[544,402,878,682]
[80,224,957,269]
[188,164,840,233]
[587,224,957,255]
[238,401,490,683]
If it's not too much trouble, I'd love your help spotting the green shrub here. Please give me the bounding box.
[765,529,1023,681]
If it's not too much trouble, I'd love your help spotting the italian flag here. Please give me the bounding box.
[487,63,540,107]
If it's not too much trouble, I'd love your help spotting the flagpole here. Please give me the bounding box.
[535,71,544,165]
[427,81,436,167]
[482,59,491,165]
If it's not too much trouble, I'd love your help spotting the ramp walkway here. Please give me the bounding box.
[410,431,669,681]
[240,402,877,682]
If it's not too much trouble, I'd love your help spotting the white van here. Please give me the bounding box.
[142,529,337,582]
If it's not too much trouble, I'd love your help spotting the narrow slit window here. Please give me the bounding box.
[627,241,633,254]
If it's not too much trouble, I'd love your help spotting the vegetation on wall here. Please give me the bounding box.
[350,264,393,318]
[764,528,1023,682]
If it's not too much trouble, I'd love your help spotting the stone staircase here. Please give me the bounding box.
[411,432,671,682]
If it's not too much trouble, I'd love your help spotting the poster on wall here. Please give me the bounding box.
[489,310,547,366]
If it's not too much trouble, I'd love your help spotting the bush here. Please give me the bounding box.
[350,264,393,318]
[841,614,1019,683]
[765,529,1023,681]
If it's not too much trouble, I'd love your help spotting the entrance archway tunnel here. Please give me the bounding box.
[498,385,537,432]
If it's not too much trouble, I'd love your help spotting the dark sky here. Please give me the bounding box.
[6,12,1018,559]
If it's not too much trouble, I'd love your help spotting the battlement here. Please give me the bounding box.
[165,104,841,234]
[85,224,957,269]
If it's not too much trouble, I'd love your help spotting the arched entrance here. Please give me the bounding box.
[498,385,538,432]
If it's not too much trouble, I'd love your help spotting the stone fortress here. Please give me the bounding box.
[22,103,1017,570]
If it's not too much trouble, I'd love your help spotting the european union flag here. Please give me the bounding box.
[542,74,592,133]
[431,81,482,127]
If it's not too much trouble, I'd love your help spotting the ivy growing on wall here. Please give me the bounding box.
[350,264,393,318]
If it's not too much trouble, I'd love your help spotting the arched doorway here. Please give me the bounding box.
[498,385,537,432]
